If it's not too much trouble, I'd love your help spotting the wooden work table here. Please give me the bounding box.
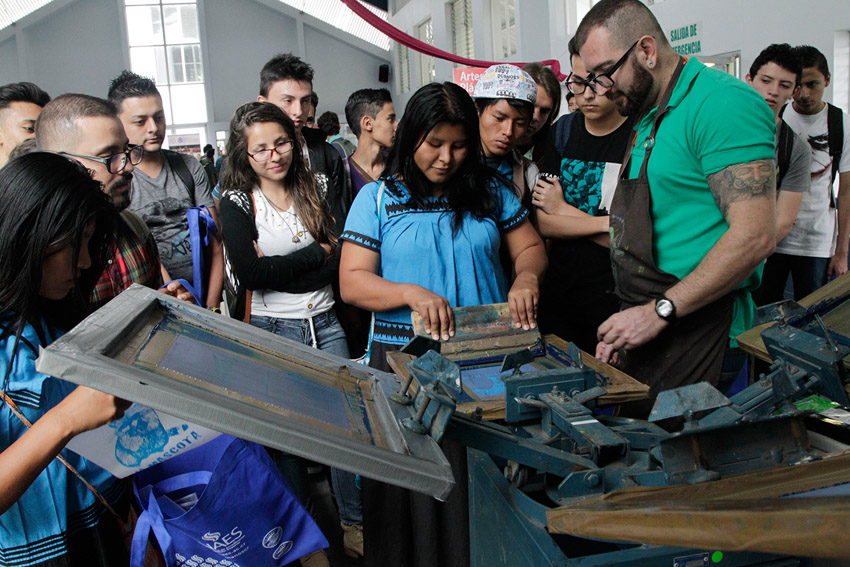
[737,271,850,367]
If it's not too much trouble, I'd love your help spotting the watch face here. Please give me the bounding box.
[657,299,673,318]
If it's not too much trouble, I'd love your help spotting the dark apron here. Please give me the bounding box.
[609,58,735,417]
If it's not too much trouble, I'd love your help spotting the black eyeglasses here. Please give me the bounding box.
[248,140,294,163]
[585,39,640,94]
[566,74,594,95]
[60,144,144,174]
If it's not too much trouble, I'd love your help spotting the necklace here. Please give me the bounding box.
[259,189,304,243]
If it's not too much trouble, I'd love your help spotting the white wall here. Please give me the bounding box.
[204,0,300,125]
[0,0,391,144]
[1,0,126,98]
[649,0,850,93]
[0,38,20,84]
[305,26,394,123]
[387,0,850,114]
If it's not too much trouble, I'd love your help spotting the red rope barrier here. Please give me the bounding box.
[339,0,567,81]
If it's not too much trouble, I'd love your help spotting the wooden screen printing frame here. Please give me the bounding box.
[36,285,454,500]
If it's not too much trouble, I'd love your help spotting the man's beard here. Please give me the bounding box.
[107,174,133,210]
[613,59,655,117]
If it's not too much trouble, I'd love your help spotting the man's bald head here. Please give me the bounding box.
[35,94,135,210]
[35,94,118,152]
[573,0,668,54]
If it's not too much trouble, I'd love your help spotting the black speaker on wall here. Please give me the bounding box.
[378,64,390,83]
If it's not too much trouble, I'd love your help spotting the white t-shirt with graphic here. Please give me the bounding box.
[779,104,850,257]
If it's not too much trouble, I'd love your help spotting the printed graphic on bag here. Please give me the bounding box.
[176,553,238,567]
[262,527,283,548]
[201,527,247,559]
[66,404,220,477]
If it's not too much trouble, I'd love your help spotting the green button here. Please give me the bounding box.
[711,551,724,563]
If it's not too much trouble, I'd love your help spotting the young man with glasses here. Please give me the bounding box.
[532,37,635,353]
[574,0,776,416]
[35,94,193,308]
[109,70,224,309]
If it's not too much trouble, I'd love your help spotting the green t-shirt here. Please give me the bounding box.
[626,58,775,344]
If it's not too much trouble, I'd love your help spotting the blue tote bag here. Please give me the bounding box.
[187,205,217,307]
[131,434,328,567]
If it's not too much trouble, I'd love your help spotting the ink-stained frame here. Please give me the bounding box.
[36,285,454,500]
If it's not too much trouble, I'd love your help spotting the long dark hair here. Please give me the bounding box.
[0,153,116,389]
[220,101,336,246]
[382,82,498,230]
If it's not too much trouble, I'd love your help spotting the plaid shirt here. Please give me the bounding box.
[90,210,163,310]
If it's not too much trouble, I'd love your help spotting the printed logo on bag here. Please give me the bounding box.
[262,527,283,549]
[272,541,294,560]
[176,553,238,567]
[201,527,248,558]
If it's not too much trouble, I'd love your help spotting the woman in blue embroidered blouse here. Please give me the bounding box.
[339,82,546,567]
[0,153,130,566]
[340,81,547,373]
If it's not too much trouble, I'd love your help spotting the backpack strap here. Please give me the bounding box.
[244,192,257,324]
[827,103,844,185]
[776,119,794,190]
[163,150,196,203]
[553,112,577,157]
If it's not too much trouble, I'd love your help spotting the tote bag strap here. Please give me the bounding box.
[158,278,202,306]
[150,471,213,498]
[187,205,218,307]
[132,488,177,567]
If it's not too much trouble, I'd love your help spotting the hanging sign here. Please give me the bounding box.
[669,22,702,56]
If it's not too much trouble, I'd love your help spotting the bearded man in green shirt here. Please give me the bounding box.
[574,0,777,415]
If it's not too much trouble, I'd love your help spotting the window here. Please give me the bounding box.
[451,0,474,61]
[398,45,412,94]
[124,0,208,145]
[417,19,436,86]
[492,0,516,59]
[564,0,599,36]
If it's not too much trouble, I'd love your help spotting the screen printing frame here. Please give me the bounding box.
[36,285,454,500]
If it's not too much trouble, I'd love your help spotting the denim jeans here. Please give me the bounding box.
[250,310,362,524]
[250,310,349,358]
[331,468,363,525]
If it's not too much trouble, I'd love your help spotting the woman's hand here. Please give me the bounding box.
[0,386,131,515]
[508,272,539,331]
[403,285,454,341]
[51,386,131,437]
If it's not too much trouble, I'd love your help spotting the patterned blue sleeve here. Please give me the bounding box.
[493,180,528,232]
[341,180,382,251]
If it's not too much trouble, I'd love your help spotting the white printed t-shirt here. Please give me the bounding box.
[779,103,850,257]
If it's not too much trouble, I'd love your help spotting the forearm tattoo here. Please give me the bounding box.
[707,159,776,217]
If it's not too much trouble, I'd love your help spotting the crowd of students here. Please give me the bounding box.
[0,0,848,565]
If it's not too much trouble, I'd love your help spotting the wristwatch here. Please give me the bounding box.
[655,295,677,322]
